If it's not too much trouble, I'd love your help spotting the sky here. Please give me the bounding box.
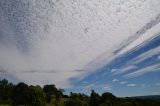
[0,0,160,97]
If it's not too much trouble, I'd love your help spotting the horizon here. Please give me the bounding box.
[1,78,160,98]
[0,0,160,97]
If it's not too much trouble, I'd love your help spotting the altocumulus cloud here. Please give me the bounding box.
[0,0,160,88]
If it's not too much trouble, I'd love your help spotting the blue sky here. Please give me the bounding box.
[0,0,160,97]
[66,35,160,97]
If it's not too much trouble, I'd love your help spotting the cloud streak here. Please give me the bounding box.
[127,84,137,87]
[112,79,119,82]
[124,63,160,78]
[129,46,160,65]
[120,81,127,84]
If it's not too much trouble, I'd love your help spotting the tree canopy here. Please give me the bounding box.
[0,79,160,106]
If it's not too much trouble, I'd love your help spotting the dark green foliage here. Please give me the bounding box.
[65,92,89,106]
[63,94,70,98]
[28,86,46,106]
[11,82,29,105]
[43,84,57,102]
[101,92,116,101]
[65,98,88,106]
[55,89,64,106]
[0,79,160,106]
[90,90,101,106]
[43,84,63,106]
[0,79,13,104]
[11,82,46,106]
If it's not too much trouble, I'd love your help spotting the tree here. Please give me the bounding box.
[90,90,101,106]
[55,89,64,106]
[121,102,134,106]
[11,82,29,105]
[12,83,47,106]
[65,97,88,106]
[70,92,78,99]
[0,79,14,104]
[28,86,46,106]
[101,92,116,101]
[43,84,57,102]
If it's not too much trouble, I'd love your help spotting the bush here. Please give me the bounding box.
[12,83,46,106]
[65,98,88,106]
[11,82,29,105]
[28,86,46,106]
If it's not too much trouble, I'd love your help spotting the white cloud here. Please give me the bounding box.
[124,64,160,78]
[127,84,137,87]
[0,0,160,87]
[111,69,117,73]
[112,79,119,82]
[120,81,127,84]
[114,65,137,74]
[117,15,160,56]
[84,83,112,91]
[131,46,160,64]
[112,46,160,76]
[102,86,112,91]
[84,84,95,89]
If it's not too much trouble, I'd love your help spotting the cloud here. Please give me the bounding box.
[114,13,160,55]
[112,79,119,82]
[127,84,137,87]
[141,84,150,88]
[111,69,117,73]
[116,14,160,56]
[82,83,112,92]
[124,63,160,78]
[112,45,160,76]
[102,86,112,91]
[156,83,160,86]
[114,65,137,74]
[120,81,127,84]
[130,46,160,64]
[0,0,160,88]
[84,84,95,89]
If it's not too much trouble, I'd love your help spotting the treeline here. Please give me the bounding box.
[0,79,63,106]
[0,79,160,106]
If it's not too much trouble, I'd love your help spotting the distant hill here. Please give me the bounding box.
[130,95,160,100]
